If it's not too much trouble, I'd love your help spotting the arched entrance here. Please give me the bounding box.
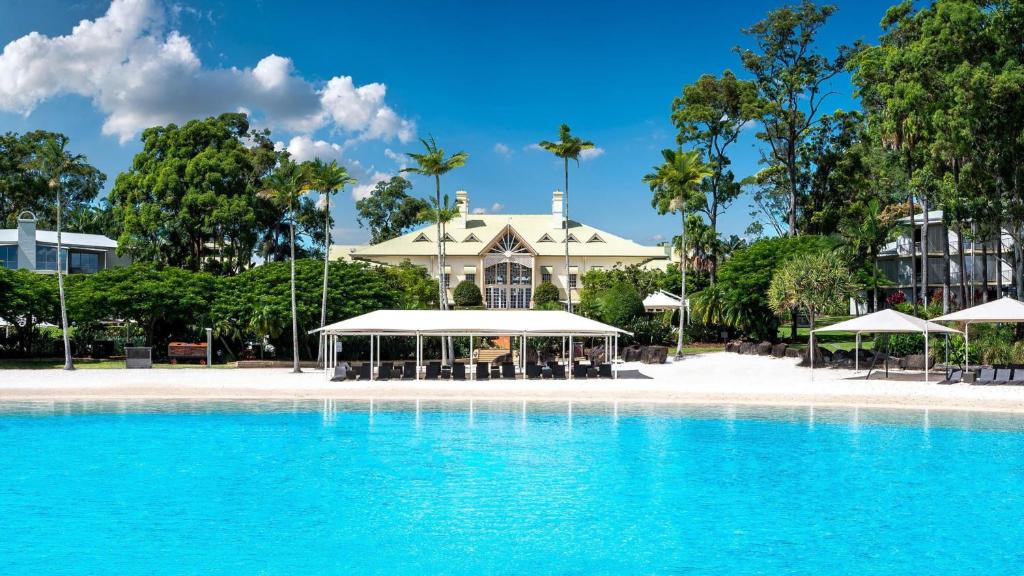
[483,230,534,309]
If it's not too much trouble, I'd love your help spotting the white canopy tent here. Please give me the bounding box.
[643,291,682,312]
[809,309,959,382]
[933,297,1024,369]
[312,310,631,381]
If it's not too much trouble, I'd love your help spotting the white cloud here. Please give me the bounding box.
[523,143,543,152]
[282,135,344,162]
[472,202,504,214]
[0,0,416,144]
[650,234,666,242]
[493,142,511,155]
[579,147,605,161]
[351,171,390,201]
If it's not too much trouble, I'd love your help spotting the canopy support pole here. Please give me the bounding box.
[809,331,815,382]
[369,333,375,382]
[469,335,474,380]
[415,333,421,381]
[925,325,930,383]
[613,334,618,379]
[855,333,860,371]
[568,335,573,380]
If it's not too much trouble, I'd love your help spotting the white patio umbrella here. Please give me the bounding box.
[810,309,959,382]
[933,297,1024,368]
[643,291,682,313]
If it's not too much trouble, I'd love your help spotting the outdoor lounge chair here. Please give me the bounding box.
[346,369,357,380]
[331,362,349,382]
[551,363,567,379]
[452,362,466,380]
[976,367,996,385]
[476,362,490,380]
[357,363,371,380]
[572,363,589,379]
[402,361,416,380]
[425,362,441,380]
[598,363,612,379]
[525,363,542,380]
[940,367,963,384]
[995,367,1013,384]
[1009,366,1024,385]
[501,362,516,379]
[378,362,393,381]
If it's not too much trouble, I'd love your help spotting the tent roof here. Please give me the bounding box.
[313,309,630,336]
[643,292,681,309]
[933,297,1024,323]
[811,309,959,334]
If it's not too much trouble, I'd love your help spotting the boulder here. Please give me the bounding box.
[832,349,850,363]
[725,341,741,353]
[771,343,788,358]
[623,345,643,362]
[798,347,831,367]
[903,354,934,371]
[756,341,773,355]
[784,347,801,358]
[640,345,668,364]
[738,342,756,355]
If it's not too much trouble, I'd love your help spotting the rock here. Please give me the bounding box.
[832,349,850,363]
[798,347,831,367]
[640,345,668,364]
[784,347,801,358]
[771,343,788,357]
[756,341,773,355]
[623,345,643,362]
[738,342,756,355]
[725,341,740,353]
[903,354,934,370]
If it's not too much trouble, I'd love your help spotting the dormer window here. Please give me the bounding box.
[413,233,431,243]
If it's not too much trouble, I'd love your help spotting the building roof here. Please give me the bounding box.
[898,210,944,225]
[643,291,681,310]
[314,309,630,336]
[328,245,362,262]
[0,229,117,249]
[350,214,666,259]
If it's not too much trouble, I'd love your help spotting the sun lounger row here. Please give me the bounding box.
[942,366,1024,385]
[331,360,614,381]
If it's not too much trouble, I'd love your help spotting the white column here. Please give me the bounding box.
[369,333,375,381]
[613,334,618,379]
[469,335,474,380]
[924,326,930,383]
[855,333,860,371]
[568,335,573,380]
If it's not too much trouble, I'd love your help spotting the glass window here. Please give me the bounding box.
[441,273,450,288]
[568,274,578,289]
[0,245,16,269]
[465,273,476,284]
[69,251,101,274]
[541,270,552,283]
[35,246,68,272]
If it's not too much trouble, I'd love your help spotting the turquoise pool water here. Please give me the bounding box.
[1,400,1023,575]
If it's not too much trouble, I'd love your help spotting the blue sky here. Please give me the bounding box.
[0,0,896,245]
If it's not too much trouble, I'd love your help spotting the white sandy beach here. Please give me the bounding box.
[3,352,1024,413]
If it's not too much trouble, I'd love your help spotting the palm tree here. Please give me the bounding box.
[29,136,91,371]
[402,136,468,364]
[305,158,357,368]
[538,124,594,313]
[260,158,308,373]
[643,148,712,360]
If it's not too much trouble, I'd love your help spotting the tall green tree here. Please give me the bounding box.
[305,158,357,367]
[28,135,96,370]
[401,135,469,356]
[538,124,595,313]
[1,130,105,229]
[109,113,280,273]
[355,176,429,244]
[768,251,855,332]
[259,158,309,373]
[736,0,854,236]
[672,71,760,280]
[643,148,712,359]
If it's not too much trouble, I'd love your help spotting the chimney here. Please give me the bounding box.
[455,190,468,229]
[17,211,36,270]
[551,190,564,229]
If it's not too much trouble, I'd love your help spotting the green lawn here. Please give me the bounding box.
[777,315,873,352]
[0,358,236,369]
[672,343,727,355]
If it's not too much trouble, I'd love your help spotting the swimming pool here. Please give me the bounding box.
[1,400,1022,575]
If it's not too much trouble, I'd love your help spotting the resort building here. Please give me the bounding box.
[344,190,668,309]
[875,210,1013,307]
[0,211,128,274]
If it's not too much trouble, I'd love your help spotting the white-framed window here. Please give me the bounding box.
[441,273,450,288]
[0,245,16,269]
[568,274,577,289]
[465,273,476,284]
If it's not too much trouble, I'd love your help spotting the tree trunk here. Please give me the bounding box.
[941,219,951,314]
[996,223,1005,297]
[872,251,879,313]
[318,191,331,369]
[907,191,918,314]
[982,238,990,304]
[564,157,572,313]
[55,183,73,371]
[957,225,968,309]
[289,214,301,373]
[676,205,686,360]
[920,197,929,308]
[1015,225,1024,302]
[709,210,717,285]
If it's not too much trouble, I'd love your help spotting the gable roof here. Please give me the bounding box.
[0,229,117,249]
[352,214,664,258]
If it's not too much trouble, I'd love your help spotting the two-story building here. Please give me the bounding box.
[0,212,128,274]
[344,191,669,309]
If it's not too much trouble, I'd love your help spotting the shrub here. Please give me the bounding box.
[534,281,561,307]
[628,316,673,346]
[597,281,644,327]
[452,280,483,308]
